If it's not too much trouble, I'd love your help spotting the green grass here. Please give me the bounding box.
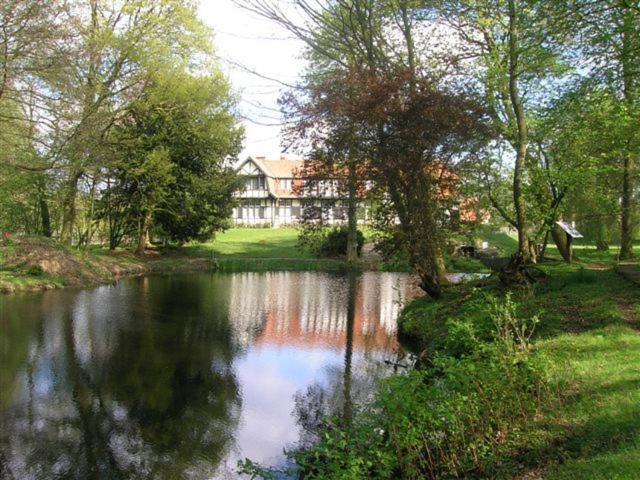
[213,257,352,272]
[540,325,640,480]
[0,270,65,292]
[398,263,640,479]
[481,231,519,255]
[182,228,311,259]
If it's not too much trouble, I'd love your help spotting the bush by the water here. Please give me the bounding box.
[239,294,552,479]
[298,226,365,258]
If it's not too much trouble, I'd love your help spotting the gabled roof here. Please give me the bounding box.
[236,156,305,199]
[250,157,304,178]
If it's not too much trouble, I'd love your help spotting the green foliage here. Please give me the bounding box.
[100,69,244,248]
[26,265,43,277]
[298,226,365,258]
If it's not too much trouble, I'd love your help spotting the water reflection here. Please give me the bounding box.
[0,271,412,479]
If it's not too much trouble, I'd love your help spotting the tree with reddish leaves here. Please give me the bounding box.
[284,67,487,298]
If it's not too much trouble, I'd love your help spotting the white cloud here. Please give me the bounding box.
[199,0,306,159]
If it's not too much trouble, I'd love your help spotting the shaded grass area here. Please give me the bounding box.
[398,263,640,479]
[0,270,65,292]
[479,230,640,267]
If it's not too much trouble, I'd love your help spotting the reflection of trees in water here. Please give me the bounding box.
[0,277,241,480]
[292,273,407,448]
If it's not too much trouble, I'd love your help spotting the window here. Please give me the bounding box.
[246,176,266,190]
[279,178,292,190]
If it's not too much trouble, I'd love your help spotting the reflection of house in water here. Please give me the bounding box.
[227,272,412,351]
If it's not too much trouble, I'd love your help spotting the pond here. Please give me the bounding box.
[0,271,414,479]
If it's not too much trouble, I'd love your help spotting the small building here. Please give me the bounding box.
[232,156,367,226]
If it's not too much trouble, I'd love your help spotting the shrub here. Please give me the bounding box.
[298,226,365,258]
[319,227,364,257]
[27,265,44,276]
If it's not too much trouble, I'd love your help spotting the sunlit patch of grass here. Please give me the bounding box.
[181,228,312,259]
[481,231,519,255]
[539,324,640,480]
[0,271,65,292]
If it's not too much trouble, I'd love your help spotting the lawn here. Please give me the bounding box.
[181,228,310,259]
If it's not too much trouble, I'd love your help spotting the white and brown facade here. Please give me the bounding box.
[232,156,365,226]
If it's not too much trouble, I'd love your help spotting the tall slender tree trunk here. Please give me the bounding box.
[508,0,532,264]
[37,176,52,238]
[346,159,359,264]
[60,171,82,246]
[619,10,636,259]
[620,154,635,259]
[595,219,610,252]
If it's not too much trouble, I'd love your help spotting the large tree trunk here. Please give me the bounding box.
[136,212,151,254]
[508,0,532,264]
[551,224,572,262]
[346,160,359,264]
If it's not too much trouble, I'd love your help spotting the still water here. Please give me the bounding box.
[0,271,413,479]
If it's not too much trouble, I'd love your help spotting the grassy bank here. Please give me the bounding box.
[184,228,490,273]
[391,264,640,479]
[0,230,357,293]
[0,236,214,293]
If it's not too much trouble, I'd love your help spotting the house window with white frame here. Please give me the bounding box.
[279,178,292,190]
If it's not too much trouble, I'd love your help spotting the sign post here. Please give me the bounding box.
[554,221,584,263]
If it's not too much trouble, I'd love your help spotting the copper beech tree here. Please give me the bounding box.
[283,68,487,298]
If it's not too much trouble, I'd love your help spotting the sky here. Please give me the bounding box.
[198,0,305,160]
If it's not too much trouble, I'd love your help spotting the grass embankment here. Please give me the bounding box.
[398,263,640,479]
[0,236,213,294]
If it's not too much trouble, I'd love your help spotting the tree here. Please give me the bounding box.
[240,0,392,265]
[432,0,571,266]
[549,0,639,258]
[105,69,244,253]
[243,0,488,297]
